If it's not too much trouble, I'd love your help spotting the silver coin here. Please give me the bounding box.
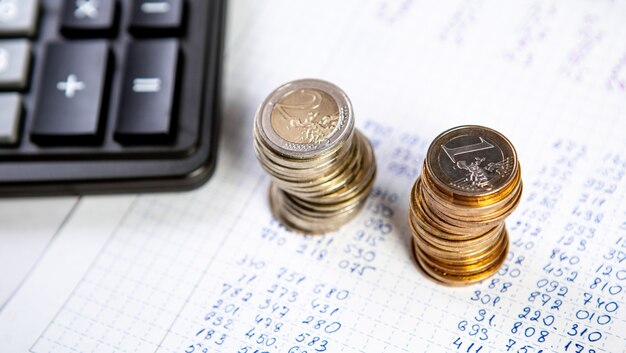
[255,79,354,160]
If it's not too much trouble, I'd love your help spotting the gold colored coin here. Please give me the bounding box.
[271,88,340,144]
[409,125,521,285]
[412,233,509,286]
[426,125,518,199]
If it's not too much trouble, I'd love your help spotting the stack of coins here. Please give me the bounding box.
[409,125,522,285]
[253,79,376,234]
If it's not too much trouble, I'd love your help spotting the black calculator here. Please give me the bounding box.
[0,0,225,196]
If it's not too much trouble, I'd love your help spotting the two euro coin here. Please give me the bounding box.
[253,79,377,234]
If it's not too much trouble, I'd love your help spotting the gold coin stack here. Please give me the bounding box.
[409,125,522,285]
[253,79,376,234]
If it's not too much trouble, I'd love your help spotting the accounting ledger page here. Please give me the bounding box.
[1,0,626,352]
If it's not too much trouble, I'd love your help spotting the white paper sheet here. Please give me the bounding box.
[1,0,626,352]
[0,197,77,309]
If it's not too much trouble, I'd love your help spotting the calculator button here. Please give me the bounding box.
[129,0,183,35]
[31,42,110,145]
[0,0,38,38]
[61,0,117,36]
[0,93,20,145]
[115,40,179,143]
[0,40,31,90]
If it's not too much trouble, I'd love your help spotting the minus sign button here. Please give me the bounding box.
[131,0,183,34]
[141,2,171,14]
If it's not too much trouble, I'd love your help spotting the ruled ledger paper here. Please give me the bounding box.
[1,0,626,352]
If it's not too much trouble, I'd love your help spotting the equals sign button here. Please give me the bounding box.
[132,78,161,93]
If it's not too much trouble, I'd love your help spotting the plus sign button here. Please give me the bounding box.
[31,42,110,145]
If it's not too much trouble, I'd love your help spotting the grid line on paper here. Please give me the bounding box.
[29,195,141,353]
[29,164,262,353]
[154,175,266,352]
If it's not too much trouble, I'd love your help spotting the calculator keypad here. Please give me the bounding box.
[0,0,224,194]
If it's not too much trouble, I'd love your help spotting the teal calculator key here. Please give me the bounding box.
[0,93,21,145]
[0,40,31,90]
[0,0,39,38]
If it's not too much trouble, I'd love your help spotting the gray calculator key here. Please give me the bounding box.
[31,42,110,144]
[0,0,39,37]
[0,40,31,90]
[62,0,117,35]
[0,93,21,145]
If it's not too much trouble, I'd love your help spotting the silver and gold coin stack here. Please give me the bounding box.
[409,125,522,285]
[253,79,376,234]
